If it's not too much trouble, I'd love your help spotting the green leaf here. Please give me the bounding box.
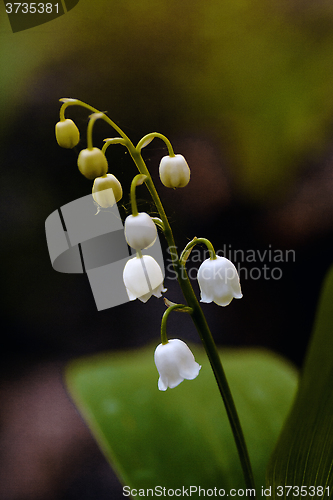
[266,264,333,498]
[66,347,297,493]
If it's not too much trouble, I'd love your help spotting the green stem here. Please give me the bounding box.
[136,132,175,156]
[62,99,256,495]
[182,283,255,490]
[180,237,217,264]
[102,137,127,154]
[86,113,104,150]
[130,174,147,217]
[161,304,193,345]
[59,98,77,121]
[151,217,165,232]
[127,147,256,496]
[59,98,132,143]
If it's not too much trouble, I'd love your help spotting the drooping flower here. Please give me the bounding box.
[92,174,123,208]
[197,256,242,307]
[154,339,201,391]
[77,147,108,180]
[124,212,157,250]
[159,154,190,188]
[123,254,166,303]
[55,119,80,149]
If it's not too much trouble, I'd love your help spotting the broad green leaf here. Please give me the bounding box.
[266,264,333,498]
[66,347,297,494]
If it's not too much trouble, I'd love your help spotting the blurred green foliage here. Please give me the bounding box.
[267,263,333,497]
[66,347,297,492]
[2,0,333,201]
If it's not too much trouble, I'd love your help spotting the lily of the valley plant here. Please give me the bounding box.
[55,99,254,495]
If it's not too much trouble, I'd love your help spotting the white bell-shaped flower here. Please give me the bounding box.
[159,154,190,188]
[123,254,166,303]
[154,339,201,391]
[197,256,242,307]
[92,174,123,208]
[124,212,157,250]
[55,119,80,149]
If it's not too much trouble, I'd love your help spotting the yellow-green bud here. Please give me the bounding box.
[92,174,123,208]
[77,148,108,180]
[159,154,190,188]
[55,119,80,149]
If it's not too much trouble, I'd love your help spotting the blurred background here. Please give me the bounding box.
[1,0,333,498]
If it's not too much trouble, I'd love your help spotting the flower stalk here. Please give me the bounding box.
[129,144,255,495]
[130,174,147,217]
[86,113,104,150]
[57,99,256,496]
[136,132,175,156]
[160,303,193,345]
[180,237,217,264]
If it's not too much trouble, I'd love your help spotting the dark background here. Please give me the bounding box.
[1,0,333,498]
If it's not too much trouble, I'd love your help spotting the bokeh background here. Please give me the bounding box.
[1,0,333,498]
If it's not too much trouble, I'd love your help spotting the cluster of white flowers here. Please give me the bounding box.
[121,220,242,391]
[56,107,242,392]
[123,211,164,303]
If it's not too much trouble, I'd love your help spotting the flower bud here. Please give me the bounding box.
[197,256,242,307]
[55,119,80,148]
[92,174,123,208]
[77,148,108,180]
[159,154,190,188]
[123,254,166,303]
[154,339,201,391]
[124,212,157,250]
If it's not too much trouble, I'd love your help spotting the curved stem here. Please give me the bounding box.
[151,217,165,232]
[59,98,77,121]
[130,174,147,217]
[59,98,131,142]
[59,107,66,121]
[61,100,256,495]
[102,137,127,154]
[136,132,175,156]
[161,304,193,345]
[180,237,217,265]
[86,113,104,150]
